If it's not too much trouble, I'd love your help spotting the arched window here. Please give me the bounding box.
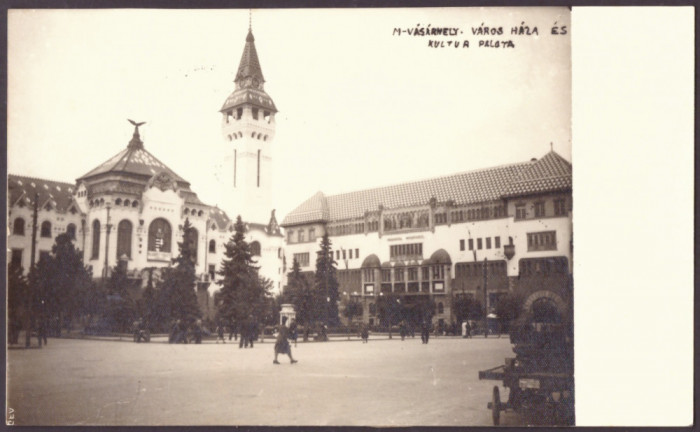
[66,223,77,239]
[148,218,172,253]
[250,241,261,256]
[117,220,133,259]
[91,220,100,259]
[13,218,25,236]
[40,221,52,238]
[438,302,444,314]
[186,227,198,262]
[132,200,139,208]
[209,239,216,253]
[115,198,122,206]
[124,199,130,207]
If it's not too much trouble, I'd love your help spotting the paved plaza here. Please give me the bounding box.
[7,335,523,426]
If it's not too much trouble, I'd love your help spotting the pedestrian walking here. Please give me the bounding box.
[273,317,298,365]
[421,319,431,344]
[289,319,298,347]
[466,320,472,338]
[216,324,226,343]
[193,319,203,344]
[361,323,369,343]
[239,318,249,348]
[399,320,407,341]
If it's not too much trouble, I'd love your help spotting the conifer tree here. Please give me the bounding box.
[157,218,201,325]
[216,216,261,325]
[285,258,313,326]
[314,233,340,327]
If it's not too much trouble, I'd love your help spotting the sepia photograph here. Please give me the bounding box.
[13,5,692,427]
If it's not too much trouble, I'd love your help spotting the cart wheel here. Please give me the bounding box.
[492,386,501,425]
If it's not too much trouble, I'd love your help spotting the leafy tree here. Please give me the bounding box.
[495,292,525,332]
[216,216,261,325]
[377,293,404,338]
[103,263,137,332]
[342,299,363,325]
[284,258,313,326]
[7,263,27,343]
[157,218,201,326]
[453,295,482,324]
[28,233,93,336]
[314,233,340,327]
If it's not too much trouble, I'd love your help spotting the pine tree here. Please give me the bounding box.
[157,218,201,325]
[216,216,261,325]
[314,233,340,327]
[285,258,313,326]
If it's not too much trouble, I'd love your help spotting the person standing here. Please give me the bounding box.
[361,323,369,343]
[216,323,226,343]
[399,320,407,341]
[273,317,298,364]
[421,319,431,344]
[239,317,249,348]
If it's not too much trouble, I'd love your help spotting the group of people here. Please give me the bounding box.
[168,319,204,344]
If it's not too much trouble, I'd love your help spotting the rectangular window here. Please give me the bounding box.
[390,243,423,259]
[486,237,492,249]
[527,231,557,251]
[298,230,305,243]
[477,238,483,250]
[252,108,259,120]
[422,266,430,280]
[534,202,545,218]
[364,283,374,294]
[434,213,447,224]
[408,267,418,281]
[287,230,294,243]
[363,268,375,282]
[468,239,474,250]
[381,269,391,282]
[336,250,340,260]
[459,239,465,251]
[432,265,444,279]
[236,108,243,119]
[554,199,567,216]
[293,252,310,267]
[421,281,430,292]
[309,228,316,242]
[395,268,404,282]
[208,264,216,280]
[342,249,346,260]
[355,248,359,258]
[495,236,501,248]
[11,249,23,268]
[515,205,527,220]
[349,249,353,259]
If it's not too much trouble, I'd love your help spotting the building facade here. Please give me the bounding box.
[281,151,573,328]
[7,28,285,319]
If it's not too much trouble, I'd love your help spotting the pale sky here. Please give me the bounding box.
[8,7,571,220]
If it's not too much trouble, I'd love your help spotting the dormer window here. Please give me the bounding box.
[226,111,233,124]
[252,108,259,120]
[236,108,243,119]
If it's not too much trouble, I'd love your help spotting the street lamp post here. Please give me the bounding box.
[103,202,112,280]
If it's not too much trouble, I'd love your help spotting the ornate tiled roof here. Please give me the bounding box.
[501,151,572,198]
[220,29,277,113]
[207,206,232,232]
[8,174,79,213]
[282,151,572,226]
[282,191,330,225]
[77,128,189,185]
[236,29,265,84]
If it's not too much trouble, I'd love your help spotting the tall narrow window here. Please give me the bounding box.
[148,218,172,253]
[257,150,261,187]
[116,220,133,259]
[40,221,52,238]
[209,239,216,253]
[250,241,261,256]
[13,218,25,236]
[66,223,77,239]
[91,219,101,260]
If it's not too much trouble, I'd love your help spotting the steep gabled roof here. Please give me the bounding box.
[501,151,572,198]
[8,174,78,213]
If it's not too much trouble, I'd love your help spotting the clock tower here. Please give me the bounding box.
[216,27,277,225]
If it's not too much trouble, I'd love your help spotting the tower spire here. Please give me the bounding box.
[249,9,252,31]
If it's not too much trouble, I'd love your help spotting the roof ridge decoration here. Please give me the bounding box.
[147,171,179,192]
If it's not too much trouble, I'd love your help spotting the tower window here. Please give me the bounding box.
[40,221,52,238]
[264,111,271,123]
[252,108,259,120]
[226,111,233,124]
[236,108,242,119]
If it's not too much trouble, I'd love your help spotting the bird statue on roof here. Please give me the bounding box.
[128,119,146,133]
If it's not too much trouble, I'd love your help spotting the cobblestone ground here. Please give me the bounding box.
[7,335,524,426]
